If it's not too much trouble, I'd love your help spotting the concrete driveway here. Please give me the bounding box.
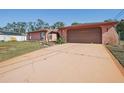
[0,43,124,82]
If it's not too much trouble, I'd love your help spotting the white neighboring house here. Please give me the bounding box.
[0,31,26,41]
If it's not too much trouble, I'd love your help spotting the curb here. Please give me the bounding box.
[103,45,124,77]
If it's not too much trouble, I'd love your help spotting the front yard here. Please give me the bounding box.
[107,41,124,67]
[0,41,41,62]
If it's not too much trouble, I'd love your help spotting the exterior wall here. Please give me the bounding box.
[101,25,111,44]
[101,25,112,32]
[59,25,119,45]
[102,26,119,45]
[48,34,57,41]
[59,29,67,42]
[27,31,57,42]
[27,32,40,40]
[0,35,26,41]
[45,32,49,42]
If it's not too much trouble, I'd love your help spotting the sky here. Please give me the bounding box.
[0,9,123,27]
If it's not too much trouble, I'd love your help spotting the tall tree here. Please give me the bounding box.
[0,27,2,31]
[116,21,124,33]
[52,21,65,29]
[11,22,18,33]
[2,22,17,32]
[35,19,45,30]
[27,22,36,32]
[44,23,50,29]
[104,19,118,22]
[17,22,27,34]
[71,22,81,25]
[6,23,13,32]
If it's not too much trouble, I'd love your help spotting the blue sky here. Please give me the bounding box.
[0,9,122,27]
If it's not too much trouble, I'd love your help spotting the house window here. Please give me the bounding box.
[29,33,31,40]
[40,32,46,40]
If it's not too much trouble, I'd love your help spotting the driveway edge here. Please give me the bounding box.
[103,45,124,76]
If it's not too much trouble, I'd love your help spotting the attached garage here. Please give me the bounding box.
[58,22,118,44]
[67,28,102,43]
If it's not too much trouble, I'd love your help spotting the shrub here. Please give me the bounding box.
[120,32,124,40]
[56,37,65,44]
[0,40,5,42]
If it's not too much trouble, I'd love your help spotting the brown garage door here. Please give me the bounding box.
[67,28,102,43]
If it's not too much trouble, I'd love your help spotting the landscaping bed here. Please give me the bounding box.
[0,41,42,62]
[106,41,124,67]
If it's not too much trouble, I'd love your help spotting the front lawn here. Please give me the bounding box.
[106,41,124,67]
[0,41,41,62]
[120,40,124,45]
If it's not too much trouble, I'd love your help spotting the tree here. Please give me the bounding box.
[2,22,17,32]
[104,19,124,40]
[116,21,124,33]
[116,21,124,40]
[104,19,113,22]
[104,19,118,22]
[52,21,65,29]
[35,19,45,30]
[6,23,13,32]
[2,22,27,34]
[0,27,2,31]
[44,23,50,29]
[71,22,81,25]
[27,22,36,32]
[11,22,18,33]
[2,23,13,32]
[17,22,27,34]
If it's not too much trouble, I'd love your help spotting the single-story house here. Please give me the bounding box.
[58,22,119,44]
[27,29,59,42]
[0,31,26,41]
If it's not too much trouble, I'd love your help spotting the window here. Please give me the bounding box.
[29,33,31,39]
[40,32,46,40]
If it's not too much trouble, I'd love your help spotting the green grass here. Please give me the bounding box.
[106,40,124,67]
[0,41,41,62]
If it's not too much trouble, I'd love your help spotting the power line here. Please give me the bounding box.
[114,10,124,19]
[114,9,124,19]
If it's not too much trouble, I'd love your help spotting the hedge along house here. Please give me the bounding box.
[27,29,59,42]
[58,22,119,44]
[0,31,26,41]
